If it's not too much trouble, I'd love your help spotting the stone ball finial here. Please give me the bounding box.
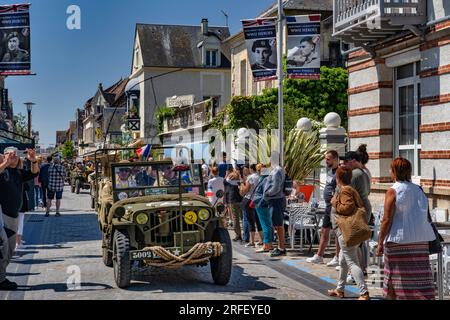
[324,112,341,128]
[296,118,312,131]
[237,127,249,139]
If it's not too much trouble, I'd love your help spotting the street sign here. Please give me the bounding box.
[166,95,194,108]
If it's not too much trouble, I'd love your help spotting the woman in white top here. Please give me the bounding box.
[377,157,436,300]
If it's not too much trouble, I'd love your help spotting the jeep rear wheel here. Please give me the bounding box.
[102,233,113,267]
[113,229,131,288]
[210,228,232,285]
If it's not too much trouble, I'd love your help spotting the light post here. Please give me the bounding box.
[24,102,35,138]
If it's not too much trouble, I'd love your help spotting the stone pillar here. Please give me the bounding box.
[347,53,394,184]
[319,113,347,200]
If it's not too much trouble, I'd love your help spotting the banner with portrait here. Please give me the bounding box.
[0,4,31,75]
[242,18,277,82]
[286,15,321,80]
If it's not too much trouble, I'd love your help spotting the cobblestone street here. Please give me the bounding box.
[0,186,386,300]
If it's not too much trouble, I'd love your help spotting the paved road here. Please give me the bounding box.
[1,186,354,300]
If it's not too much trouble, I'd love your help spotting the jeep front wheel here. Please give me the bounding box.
[210,228,232,285]
[113,229,131,288]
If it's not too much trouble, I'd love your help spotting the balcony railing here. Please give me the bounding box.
[333,0,427,46]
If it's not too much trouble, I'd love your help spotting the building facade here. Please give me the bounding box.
[333,0,450,211]
[81,79,128,155]
[127,19,231,144]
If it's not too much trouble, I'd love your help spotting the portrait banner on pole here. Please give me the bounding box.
[0,3,31,75]
[242,18,277,82]
[286,15,321,80]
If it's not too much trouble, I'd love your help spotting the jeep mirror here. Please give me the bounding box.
[216,190,224,199]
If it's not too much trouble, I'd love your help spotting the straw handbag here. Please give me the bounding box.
[335,186,372,247]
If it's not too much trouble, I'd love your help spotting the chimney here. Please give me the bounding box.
[201,18,208,36]
[98,83,103,91]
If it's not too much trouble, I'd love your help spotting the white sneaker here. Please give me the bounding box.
[306,254,324,264]
[326,256,339,267]
[346,274,356,284]
[335,265,341,271]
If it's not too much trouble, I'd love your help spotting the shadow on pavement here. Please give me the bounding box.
[25,213,101,245]
[23,245,73,250]
[14,259,65,265]
[6,272,41,277]
[15,282,113,292]
[125,265,276,294]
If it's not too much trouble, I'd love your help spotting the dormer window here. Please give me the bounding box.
[206,49,218,67]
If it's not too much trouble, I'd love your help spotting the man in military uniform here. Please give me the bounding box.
[2,32,29,63]
[250,39,276,70]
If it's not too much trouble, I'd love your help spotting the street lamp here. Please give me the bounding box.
[24,102,35,137]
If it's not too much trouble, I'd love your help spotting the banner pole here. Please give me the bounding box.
[277,0,284,167]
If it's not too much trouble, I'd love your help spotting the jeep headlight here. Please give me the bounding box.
[198,209,210,221]
[135,212,149,225]
[216,203,226,217]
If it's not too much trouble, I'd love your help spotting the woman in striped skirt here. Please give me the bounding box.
[377,158,437,300]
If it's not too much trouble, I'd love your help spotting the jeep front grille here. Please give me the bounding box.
[147,209,203,247]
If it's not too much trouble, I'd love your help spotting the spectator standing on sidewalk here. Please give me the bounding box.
[377,158,436,300]
[206,167,224,205]
[341,151,372,274]
[0,147,39,291]
[307,150,341,266]
[240,164,263,247]
[328,166,370,300]
[253,164,273,252]
[46,157,67,217]
[264,159,287,257]
[225,168,243,241]
[357,144,372,182]
[39,156,52,212]
[240,165,250,244]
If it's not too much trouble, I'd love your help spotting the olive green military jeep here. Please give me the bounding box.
[93,147,231,288]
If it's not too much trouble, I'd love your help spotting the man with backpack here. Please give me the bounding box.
[264,161,287,257]
[46,157,66,217]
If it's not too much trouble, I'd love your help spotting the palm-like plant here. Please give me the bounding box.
[284,129,324,183]
[247,128,324,183]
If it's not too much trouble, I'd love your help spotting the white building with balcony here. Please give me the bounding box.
[333,0,450,211]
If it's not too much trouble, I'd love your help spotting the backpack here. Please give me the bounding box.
[252,176,268,208]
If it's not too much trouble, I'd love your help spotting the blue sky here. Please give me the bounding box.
[3,0,275,147]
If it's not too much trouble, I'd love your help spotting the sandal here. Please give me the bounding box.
[327,289,345,298]
[255,247,270,253]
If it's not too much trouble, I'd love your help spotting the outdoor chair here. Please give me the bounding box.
[286,203,320,251]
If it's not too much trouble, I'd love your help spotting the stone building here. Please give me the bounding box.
[81,79,128,155]
[333,0,450,212]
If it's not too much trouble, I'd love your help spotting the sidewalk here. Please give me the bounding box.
[227,227,383,300]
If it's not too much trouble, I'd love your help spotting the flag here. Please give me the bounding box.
[286,15,321,80]
[137,144,152,158]
[0,4,32,75]
[241,18,277,82]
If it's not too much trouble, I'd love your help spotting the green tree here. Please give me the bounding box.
[62,140,75,160]
[155,106,176,136]
[13,113,28,140]
[211,66,348,133]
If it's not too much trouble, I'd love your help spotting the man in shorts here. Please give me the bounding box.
[46,157,66,217]
[307,150,341,265]
[264,162,286,257]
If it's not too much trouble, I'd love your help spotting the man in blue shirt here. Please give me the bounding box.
[218,152,229,178]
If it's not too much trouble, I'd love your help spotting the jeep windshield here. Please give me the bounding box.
[111,162,204,201]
